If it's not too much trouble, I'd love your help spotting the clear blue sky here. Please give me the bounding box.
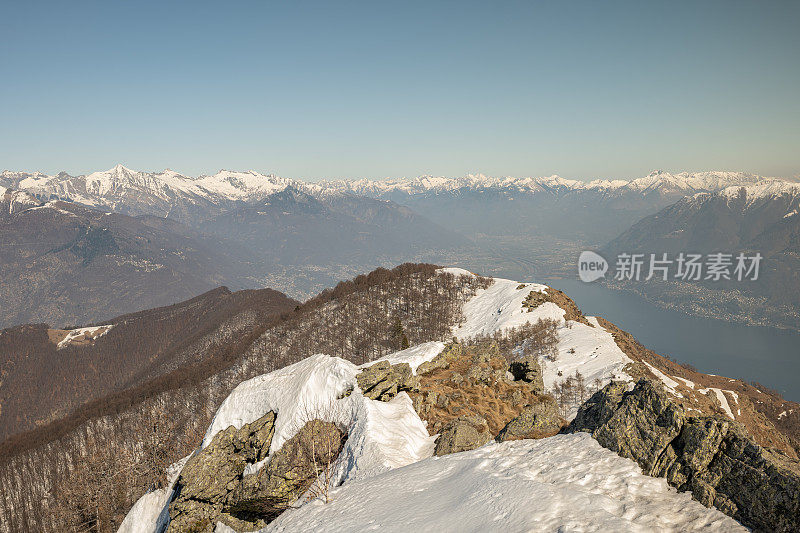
[2,1,798,181]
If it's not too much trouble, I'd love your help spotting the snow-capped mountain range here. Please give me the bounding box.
[2,166,795,217]
[322,170,789,198]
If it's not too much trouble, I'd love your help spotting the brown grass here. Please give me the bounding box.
[410,345,543,436]
[524,288,592,326]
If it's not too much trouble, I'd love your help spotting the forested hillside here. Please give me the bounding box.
[0,265,489,532]
[0,286,298,443]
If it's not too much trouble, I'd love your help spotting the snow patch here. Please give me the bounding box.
[57,325,113,349]
[380,341,445,374]
[698,387,736,420]
[452,277,559,339]
[643,362,684,398]
[544,318,633,419]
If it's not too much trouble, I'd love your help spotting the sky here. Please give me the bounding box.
[1,1,799,181]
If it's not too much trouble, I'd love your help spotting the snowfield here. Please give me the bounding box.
[262,434,745,533]
[120,270,741,532]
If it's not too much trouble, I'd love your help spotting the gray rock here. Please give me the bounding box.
[433,416,492,456]
[496,397,561,441]
[566,379,800,533]
[417,344,462,375]
[168,415,346,532]
[168,411,276,532]
[225,420,345,523]
[356,361,419,401]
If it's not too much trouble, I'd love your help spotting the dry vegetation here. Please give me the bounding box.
[523,288,591,326]
[411,345,542,435]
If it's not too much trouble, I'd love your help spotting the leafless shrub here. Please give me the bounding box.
[463,318,560,363]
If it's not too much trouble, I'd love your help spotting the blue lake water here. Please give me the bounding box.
[546,279,800,402]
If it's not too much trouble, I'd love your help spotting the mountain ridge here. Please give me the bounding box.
[3,166,794,212]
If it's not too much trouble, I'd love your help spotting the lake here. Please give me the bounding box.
[546,279,800,402]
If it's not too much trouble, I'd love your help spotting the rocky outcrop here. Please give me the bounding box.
[356,360,419,401]
[225,420,345,524]
[496,396,561,441]
[433,416,493,456]
[508,355,545,394]
[168,414,345,532]
[168,411,276,532]
[566,379,800,533]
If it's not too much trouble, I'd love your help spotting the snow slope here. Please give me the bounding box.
[451,271,632,418]
[118,457,189,533]
[121,271,741,532]
[123,345,443,531]
[56,325,114,349]
[263,434,745,533]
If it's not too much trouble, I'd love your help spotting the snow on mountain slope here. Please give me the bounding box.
[4,166,791,212]
[322,170,779,198]
[451,270,632,417]
[202,351,441,483]
[121,271,741,532]
[452,277,560,339]
[117,456,189,533]
[262,434,745,533]
[0,188,39,215]
[55,324,114,349]
[123,347,442,531]
[194,170,292,200]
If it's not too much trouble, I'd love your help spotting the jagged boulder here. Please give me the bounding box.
[168,411,276,532]
[496,396,561,441]
[225,420,346,525]
[508,355,545,394]
[356,360,419,401]
[566,379,800,533]
[433,415,492,456]
[168,416,345,532]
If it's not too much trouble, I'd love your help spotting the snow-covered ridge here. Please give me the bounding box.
[54,325,114,349]
[320,169,784,197]
[121,269,745,532]
[1,165,308,208]
[2,166,793,210]
[683,180,800,215]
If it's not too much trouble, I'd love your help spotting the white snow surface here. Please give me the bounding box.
[380,341,446,374]
[261,434,745,533]
[57,325,113,349]
[452,276,560,339]
[706,388,736,420]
